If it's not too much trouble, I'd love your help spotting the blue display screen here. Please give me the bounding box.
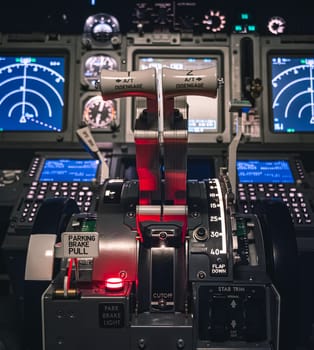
[0,54,66,132]
[237,160,294,183]
[39,159,99,182]
[270,55,314,133]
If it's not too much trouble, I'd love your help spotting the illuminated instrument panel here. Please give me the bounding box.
[0,55,66,132]
[1,2,314,350]
[236,156,314,236]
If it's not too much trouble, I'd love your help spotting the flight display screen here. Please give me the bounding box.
[0,54,66,132]
[270,55,314,133]
[39,159,99,182]
[137,56,219,133]
[237,159,295,183]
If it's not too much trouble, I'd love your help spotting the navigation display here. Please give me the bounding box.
[237,159,295,183]
[270,55,314,133]
[137,55,219,133]
[39,159,99,182]
[0,54,66,132]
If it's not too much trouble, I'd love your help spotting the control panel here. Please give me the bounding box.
[7,154,101,236]
[236,155,314,234]
[0,169,24,206]
[1,2,314,350]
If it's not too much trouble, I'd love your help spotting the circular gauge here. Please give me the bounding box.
[202,10,226,33]
[267,16,286,35]
[83,95,117,129]
[83,13,120,42]
[83,55,118,88]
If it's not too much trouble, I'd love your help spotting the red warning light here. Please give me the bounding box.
[105,277,124,291]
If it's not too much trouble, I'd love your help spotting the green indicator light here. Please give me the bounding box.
[236,218,247,237]
[300,59,306,64]
[81,220,97,232]
[31,58,36,63]
[248,25,256,32]
[15,58,21,62]
[235,25,242,32]
[241,13,249,20]
[287,128,295,133]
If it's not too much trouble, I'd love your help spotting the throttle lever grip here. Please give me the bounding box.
[100,68,157,100]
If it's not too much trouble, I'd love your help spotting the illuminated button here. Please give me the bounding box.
[105,277,124,291]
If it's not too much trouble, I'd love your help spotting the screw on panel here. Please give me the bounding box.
[177,338,185,349]
[138,338,146,349]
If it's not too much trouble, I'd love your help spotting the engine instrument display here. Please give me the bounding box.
[0,54,66,132]
[270,55,314,133]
